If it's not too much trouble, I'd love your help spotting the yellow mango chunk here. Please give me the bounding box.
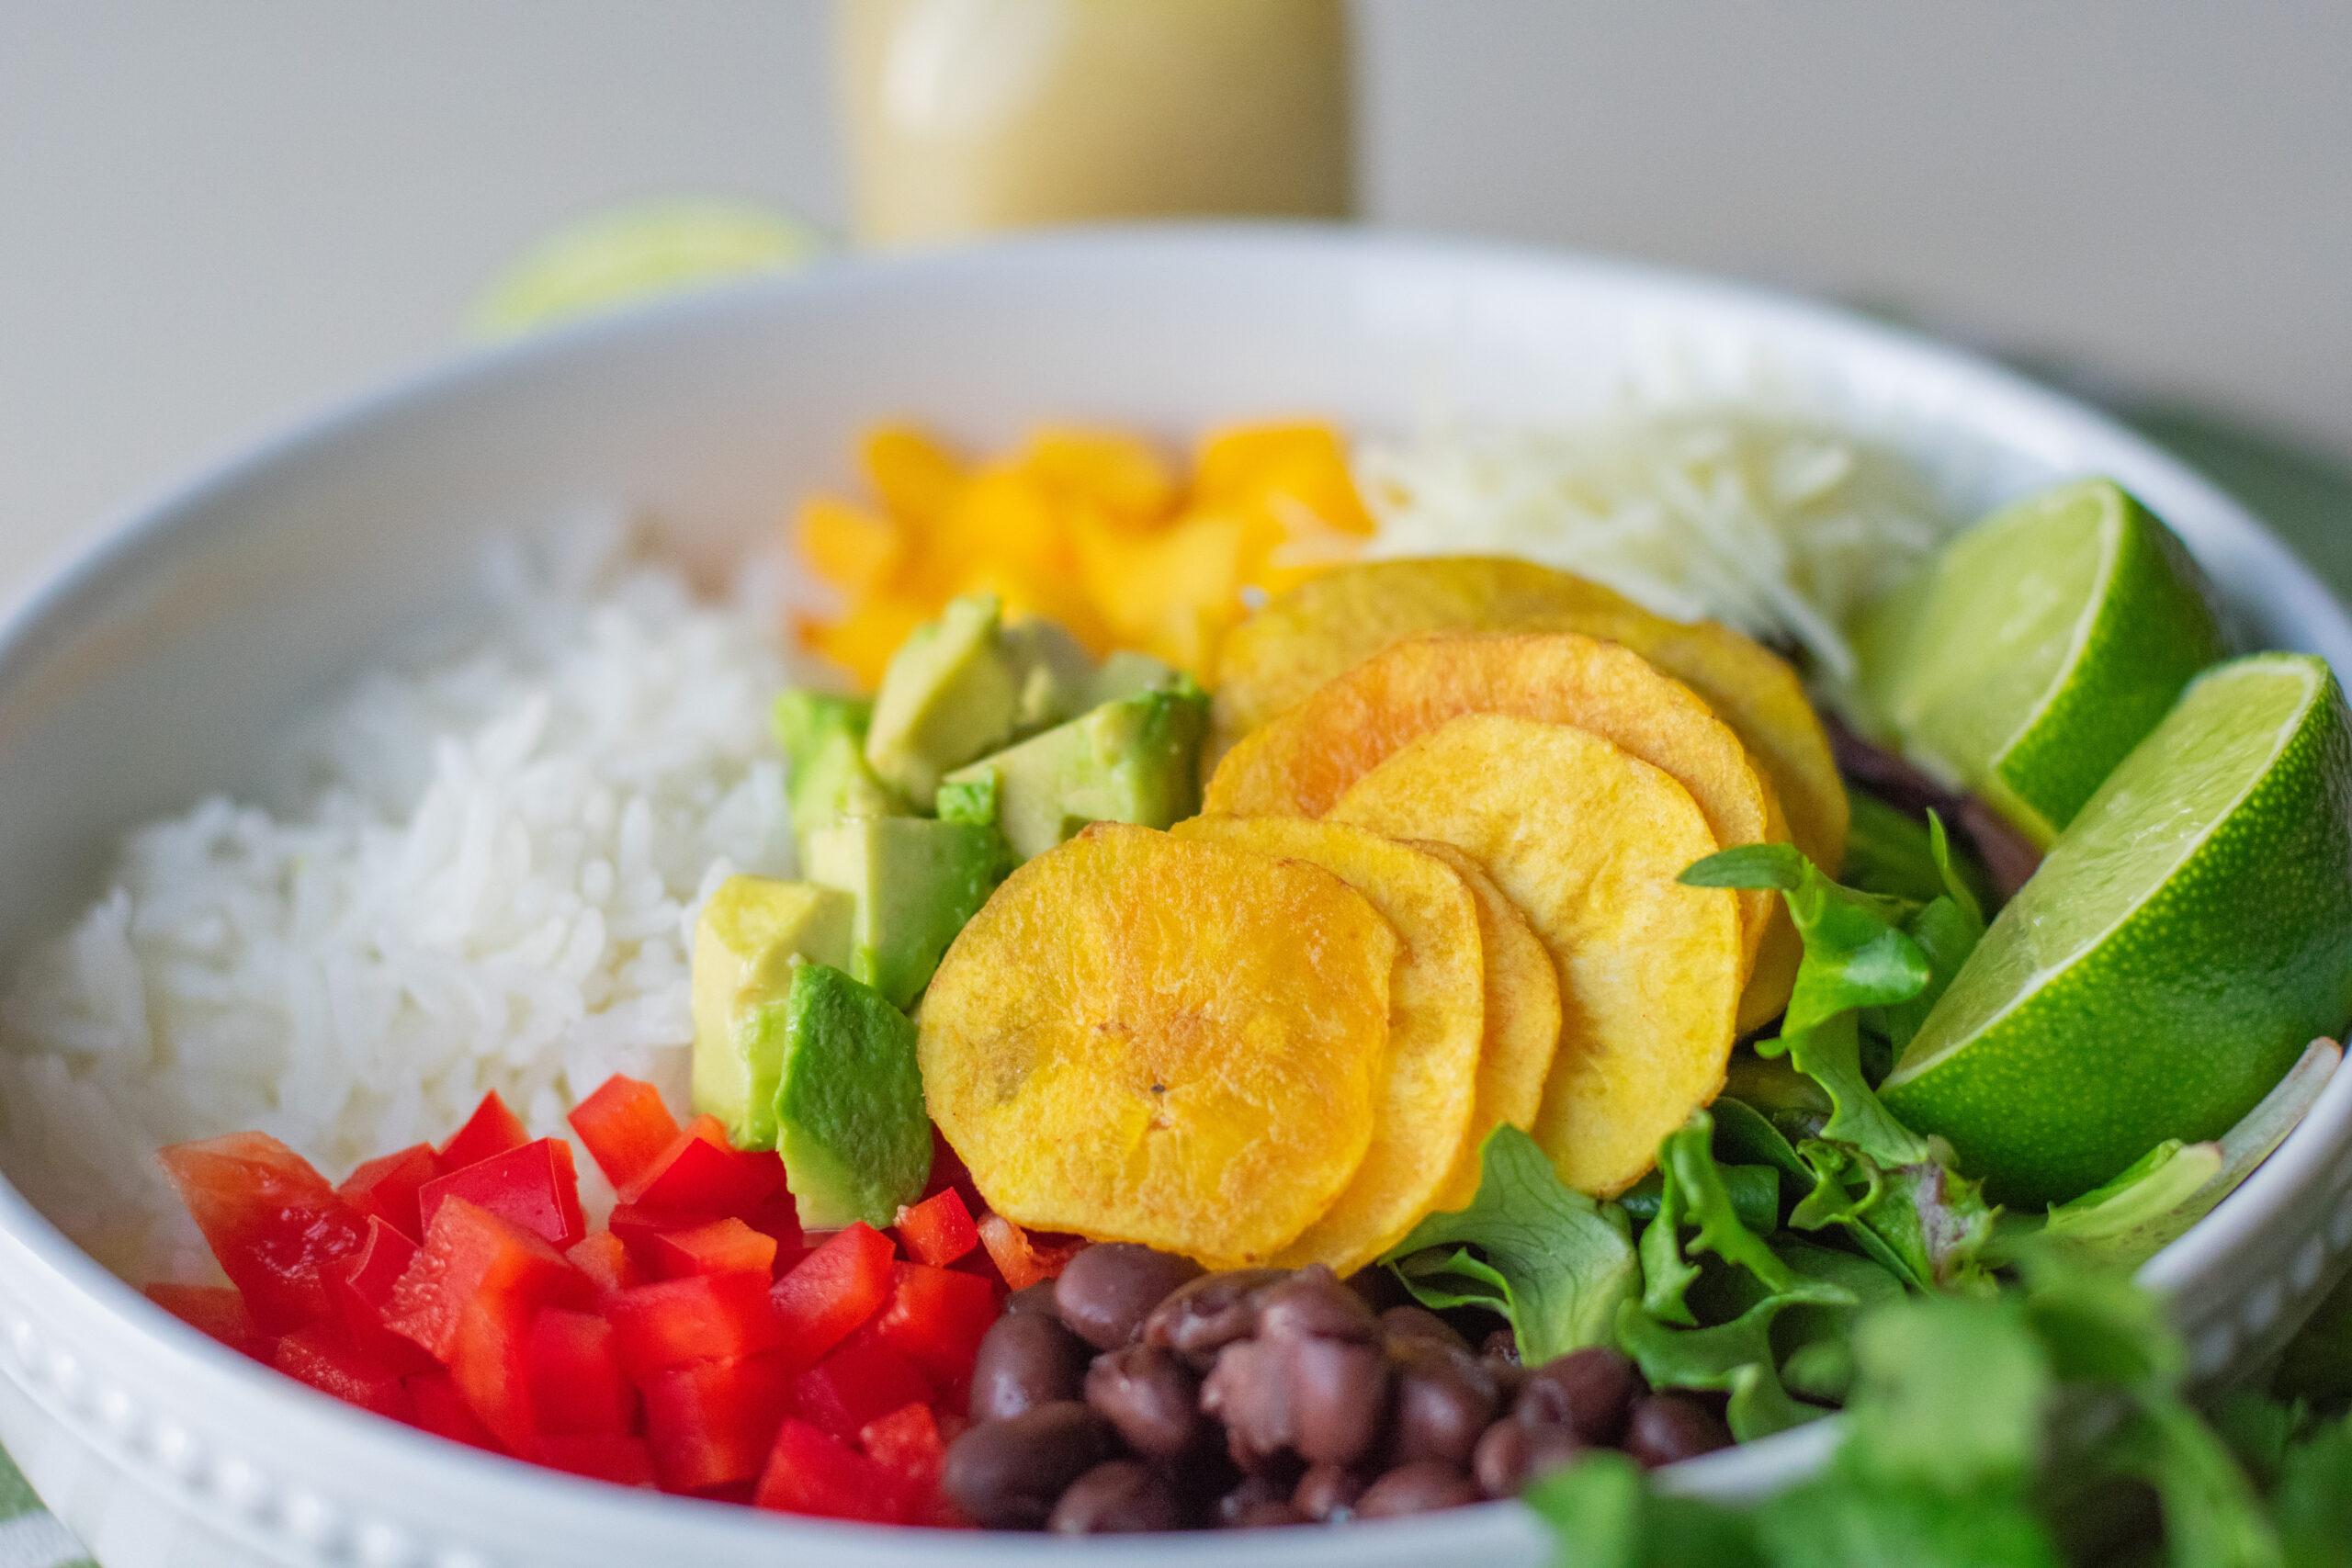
[796,497,905,598]
[1171,817,1485,1274]
[1331,715,1740,1196]
[919,822,1396,1268]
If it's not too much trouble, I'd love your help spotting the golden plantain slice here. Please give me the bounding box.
[1408,840,1564,1213]
[1170,816,1486,1274]
[1330,714,1741,1197]
[1204,631,1779,1016]
[918,821,1395,1268]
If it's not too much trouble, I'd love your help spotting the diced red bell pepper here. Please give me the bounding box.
[894,1189,979,1268]
[448,1291,539,1454]
[976,1213,1085,1292]
[605,1202,705,1274]
[335,1143,437,1242]
[859,1402,950,1522]
[404,1370,501,1451]
[155,1133,369,1333]
[145,1283,271,1361]
[768,1224,897,1365]
[565,1232,641,1296]
[567,1075,681,1190]
[526,1308,636,1436]
[843,1263,999,1400]
[742,1187,805,1265]
[605,1270,787,1381]
[385,1196,587,1363]
[643,1348,796,1493]
[921,1125,983,1214]
[275,1321,414,1422]
[437,1089,530,1173]
[754,1418,918,1524]
[621,1116,784,1215]
[650,1217,776,1280]
[787,1341,933,1445]
[531,1432,657,1487]
[418,1138,585,1250]
[326,1218,435,1376]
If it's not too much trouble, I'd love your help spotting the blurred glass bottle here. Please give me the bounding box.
[837,0,1353,246]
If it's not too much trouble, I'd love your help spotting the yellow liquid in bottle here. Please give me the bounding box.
[838,0,1353,246]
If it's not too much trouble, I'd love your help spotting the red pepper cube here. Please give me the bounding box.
[437,1090,530,1174]
[155,1133,369,1334]
[976,1213,1085,1292]
[335,1143,438,1242]
[565,1232,641,1296]
[846,1263,999,1400]
[859,1401,945,1484]
[145,1283,269,1361]
[787,1341,933,1445]
[893,1189,979,1268]
[525,1308,637,1436]
[605,1203,708,1276]
[404,1370,501,1451]
[449,1292,540,1454]
[621,1116,784,1215]
[567,1075,681,1190]
[275,1321,414,1422]
[922,1125,983,1214]
[385,1196,587,1364]
[326,1218,435,1376]
[418,1138,585,1250]
[605,1270,787,1382]
[742,1187,805,1265]
[754,1419,915,1523]
[643,1348,796,1494]
[531,1432,657,1487]
[649,1218,776,1280]
[768,1224,898,1365]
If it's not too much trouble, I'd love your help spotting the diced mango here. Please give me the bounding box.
[797,497,905,597]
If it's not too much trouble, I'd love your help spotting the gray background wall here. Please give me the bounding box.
[4,2,2346,592]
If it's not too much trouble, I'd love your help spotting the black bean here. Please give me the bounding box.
[1207,1331,1394,1472]
[1515,1347,1644,1447]
[1381,1305,1470,1351]
[1257,1265,1381,1344]
[941,1402,1114,1530]
[1388,1341,1499,1468]
[1623,1393,1732,1468]
[1216,1472,1297,1528]
[1481,1327,1520,1366]
[1224,1499,1306,1529]
[968,1312,1092,1423]
[1047,1461,1186,1535]
[1354,1460,1479,1518]
[1055,1244,1205,1350]
[1084,1343,1204,1461]
[1144,1269,1287,1366]
[1474,1420,1584,1499]
[1292,1461,1370,1523]
[1005,1280,1063,1317]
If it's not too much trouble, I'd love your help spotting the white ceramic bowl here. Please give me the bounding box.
[2,228,2349,1568]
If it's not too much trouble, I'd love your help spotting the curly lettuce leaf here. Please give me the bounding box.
[1617,1281,1854,1440]
[1383,1124,1639,1362]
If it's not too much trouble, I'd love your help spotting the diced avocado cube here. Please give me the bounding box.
[803,815,1004,1007]
[1001,616,1097,735]
[774,963,933,1229]
[773,690,908,845]
[1085,649,1180,707]
[939,682,1210,865]
[865,595,1023,806]
[690,874,854,1149]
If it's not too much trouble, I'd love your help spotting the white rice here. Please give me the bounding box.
[0,521,798,1282]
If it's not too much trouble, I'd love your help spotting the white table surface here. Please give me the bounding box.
[2,0,2347,600]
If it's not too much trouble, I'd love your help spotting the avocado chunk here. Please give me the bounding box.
[1084,649,1179,708]
[864,595,1023,806]
[689,874,855,1149]
[773,963,933,1229]
[1002,616,1097,735]
[802,815,1003,1007]
[938,681,1210,864]
[774,691,909,847]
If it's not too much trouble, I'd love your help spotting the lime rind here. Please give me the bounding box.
[1883,653,2352,1205]
[469,198,827,341]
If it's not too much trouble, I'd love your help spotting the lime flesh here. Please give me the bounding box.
[1852,478,2224,844]
[1882,653,2352,1205]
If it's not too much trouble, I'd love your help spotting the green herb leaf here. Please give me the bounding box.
[1617,1279,1854,1441]
[1764,1012,1935,1168]
[1526,1453,1769,1568]
[1846,1292,2049,1491]
[2272,1414,2352,1568]
[1382,1124,1639,1363]
[1754,1474,2064,1568]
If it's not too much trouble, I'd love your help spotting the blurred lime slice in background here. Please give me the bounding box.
[1850,478,2226,844]
[1882,652,2352,1206]
[471,198,826,340]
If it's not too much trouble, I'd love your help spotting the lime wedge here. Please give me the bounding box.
[1882,653,2352,1204]
[469,199,825,341]
[1851,478,2224,845]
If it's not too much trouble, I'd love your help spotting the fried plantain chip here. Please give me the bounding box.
[1408,840,1564,1213]
[918,822,1395,1268]
[1170,816,1485,1274]
[1330,715,1741,1197]
[1204,631,1780,1018]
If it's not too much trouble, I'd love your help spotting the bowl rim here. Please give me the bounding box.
[0,220,2343,1561]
